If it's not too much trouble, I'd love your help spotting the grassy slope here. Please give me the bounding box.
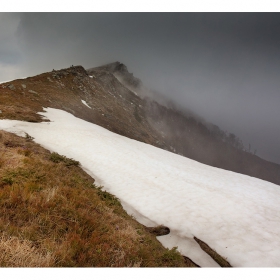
[0,130,192,267]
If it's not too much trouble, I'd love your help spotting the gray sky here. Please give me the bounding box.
[1,12,280,164]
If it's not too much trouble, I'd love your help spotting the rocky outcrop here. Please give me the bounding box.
[145,225,170,236]
[87,61,143,89]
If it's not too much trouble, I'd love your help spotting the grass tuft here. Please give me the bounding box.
[25,133,34,141]
[0,233,54,267]
[95,186,121,207]
[49,152,80,167]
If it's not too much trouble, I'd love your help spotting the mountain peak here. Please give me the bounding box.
[88,61,127,73]
[87,61,142,88]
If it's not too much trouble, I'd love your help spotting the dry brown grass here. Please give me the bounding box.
[0,130,189,267]
[0,233,54,267]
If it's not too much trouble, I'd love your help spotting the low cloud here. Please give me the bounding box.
[1,12,280,163]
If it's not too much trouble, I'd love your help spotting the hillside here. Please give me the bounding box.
[1,63,280,267]
[0,64,234,267]
[1,62,279,186]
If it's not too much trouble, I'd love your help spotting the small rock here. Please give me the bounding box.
[7,84,16,90]
[21,84,26,89]
[0,110,2,114]
[146,225,170,236]
[28,90,38,94]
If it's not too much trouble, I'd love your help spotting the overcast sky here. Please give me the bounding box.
[1,12,280,164]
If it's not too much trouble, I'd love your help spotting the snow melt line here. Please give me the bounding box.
[1,107,280,267]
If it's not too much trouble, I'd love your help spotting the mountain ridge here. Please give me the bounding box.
[1,63,280,186]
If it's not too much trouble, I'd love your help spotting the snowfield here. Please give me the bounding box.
[1,107,280,267]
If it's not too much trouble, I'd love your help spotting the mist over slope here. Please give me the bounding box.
[1,62,280,186]
[89,62,280,186]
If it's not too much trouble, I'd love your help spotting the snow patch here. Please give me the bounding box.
[81,100,91,109]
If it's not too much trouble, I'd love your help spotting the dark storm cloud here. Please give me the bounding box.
[1,12,280,163]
